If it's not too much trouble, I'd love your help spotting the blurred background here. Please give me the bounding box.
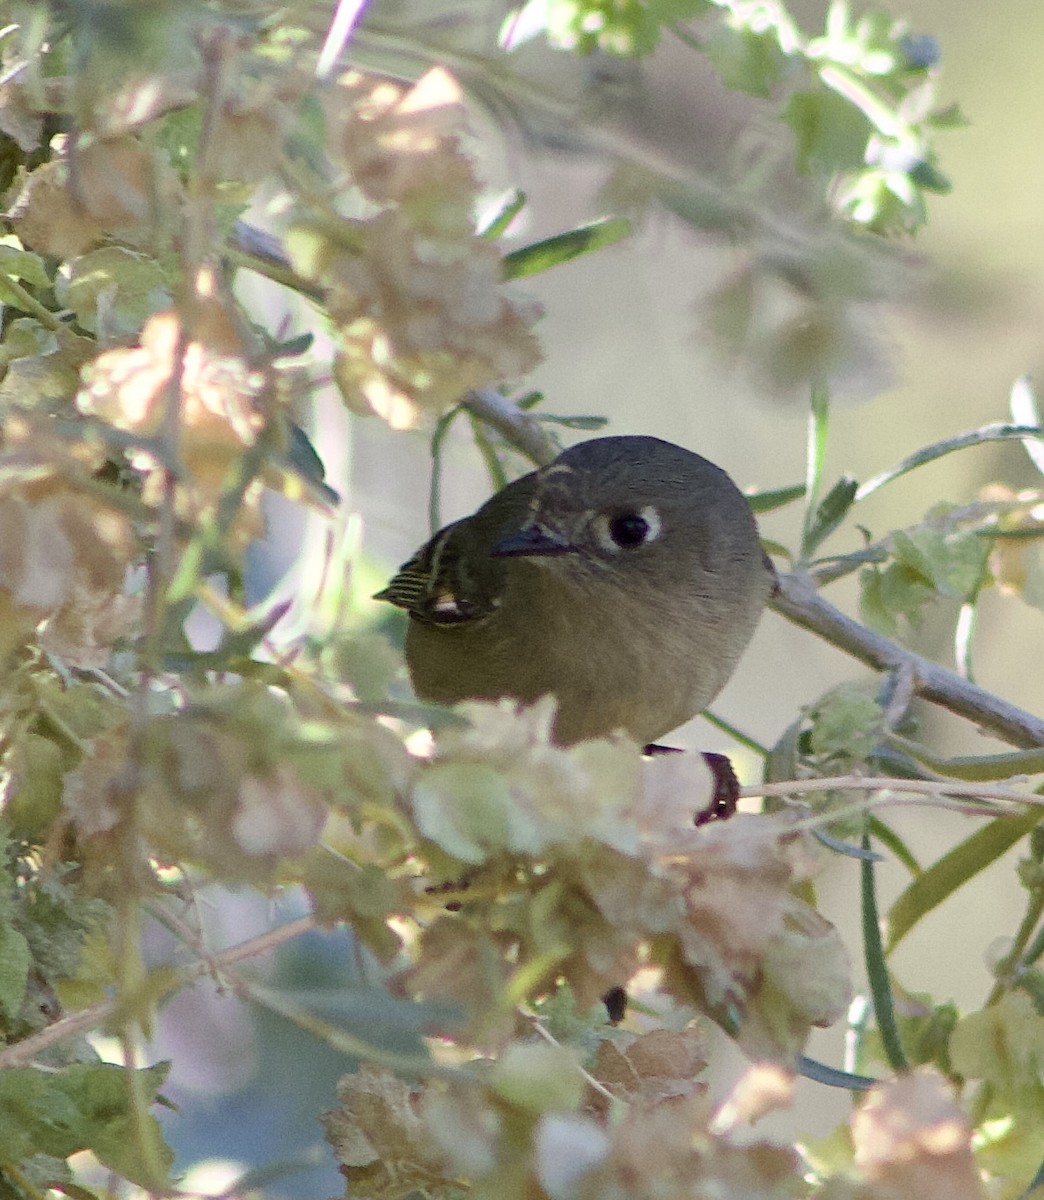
[155,0,1044,1190]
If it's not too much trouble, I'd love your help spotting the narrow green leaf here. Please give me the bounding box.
[803,474,858,556]
[747,483,805,513]
[272,331,314,359]
[701,709,768,757]
[886,810,1042,952]
[759,537,791,563]
[480,189,526,238]
[276,420,339,507]
[909,159,951,194]
[536,413,609,430]
[801,384,831,560]
[855,422,1043,500]
[429,405,462,533]
[797,1054,876,1090]
[862,825,908,1072]
[502,217,631,280]
[928,102,970,129]
[1010,375,1044,477]
[468,412,510,491]
[868,816,922,876]
[815,829,883,861]
[887,734,1044,782]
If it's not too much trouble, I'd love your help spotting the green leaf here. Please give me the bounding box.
[803,474,858,556]
[862,826,908,1072]
[797,1055,875,1090]
[950,991,1044,1118]
[928,102,970,129]
[60,1062,173,1186]
[892,526,990,600]
[0,241,50,288]
[886,734,1044,782]
[480,189,526,238]
[886,810,1043,952]
[784,89,870,176]
[859,563,928,635]
[814,829,883,861]
[55,246,172,338]
[867,816,921,876]
[747,483,805,514]
[272,331,315,359]
[0,923,30,1020]
[0,1062,172,1183]
[857,420,1044,499]
[0,316,58,361]
[908,158,951,194]
[808,685,882,761]
[271,419,340,507]
[703,22,788,98]
[802,383,831,560]
[535,413,609,430]
[502,217,631,280]
[4,732,66,841]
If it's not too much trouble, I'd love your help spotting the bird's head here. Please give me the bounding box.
[491,435,745,592]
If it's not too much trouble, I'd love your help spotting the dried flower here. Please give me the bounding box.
[292,68,542,428]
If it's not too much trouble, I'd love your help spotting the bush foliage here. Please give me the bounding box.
[0,2,1042,1199]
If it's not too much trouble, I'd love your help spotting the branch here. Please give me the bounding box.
[462,388,559,466]
[742,773,1044,808]
[771,572,1044,749]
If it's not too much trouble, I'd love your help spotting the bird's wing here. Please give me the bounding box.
[375,470,538,626]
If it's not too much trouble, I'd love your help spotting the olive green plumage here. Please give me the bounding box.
[376,435,773,746]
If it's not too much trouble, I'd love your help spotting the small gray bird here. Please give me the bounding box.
[376,435,773,747]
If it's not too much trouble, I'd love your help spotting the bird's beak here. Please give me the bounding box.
[492,523,576,558]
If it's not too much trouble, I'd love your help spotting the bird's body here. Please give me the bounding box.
[377,436,773,746]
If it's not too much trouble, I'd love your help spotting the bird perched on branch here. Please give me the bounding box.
[376,435,773,748]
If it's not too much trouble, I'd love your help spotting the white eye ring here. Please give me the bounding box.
[592,505,662,553]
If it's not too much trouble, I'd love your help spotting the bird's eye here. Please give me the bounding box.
[608,512,651,548]
[591,505,662,554]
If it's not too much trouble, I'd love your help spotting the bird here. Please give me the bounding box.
[375,435,774,748]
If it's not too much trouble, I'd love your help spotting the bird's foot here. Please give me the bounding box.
[695,751,740,826]
[642,745,740,826]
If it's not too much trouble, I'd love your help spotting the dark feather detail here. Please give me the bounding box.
[374,521,500,626]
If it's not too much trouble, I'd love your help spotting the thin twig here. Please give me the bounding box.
[0,915,318,1070]
[462,388,558,467]
[741,773,1044,808]
[527,1012,619,1104]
